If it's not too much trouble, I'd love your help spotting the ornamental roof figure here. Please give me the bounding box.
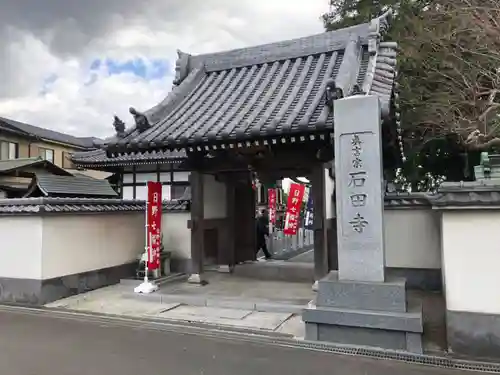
[105,10,397,155]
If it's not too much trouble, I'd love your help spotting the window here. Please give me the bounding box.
[121,166,191,201]
[39,148,54,163]
[0,141,19,160]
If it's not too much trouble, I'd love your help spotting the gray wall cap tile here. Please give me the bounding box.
[0,197,190,215]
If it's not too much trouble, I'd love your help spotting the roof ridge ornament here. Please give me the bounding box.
[113,115,126,138]
[173,50,192,86]
[129,107,151,133]
[325,79,344,110]
[368,8,393,55]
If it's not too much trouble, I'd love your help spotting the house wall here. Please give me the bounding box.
[383,207,442,290]
[0,131,85,169]
[384,208,441,269]
[0,208,191,305]
[0,216,43,280]
[441,209,500,358]
[28,141,79,168]
[324,168,335,219]
[41,214,144,279]
[0,133,31,159]
[161,211,191,262]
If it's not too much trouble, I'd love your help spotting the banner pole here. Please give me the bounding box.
[144,198,150,283]
[134,182,158,294]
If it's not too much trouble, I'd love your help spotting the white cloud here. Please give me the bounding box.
[0,0,328,139]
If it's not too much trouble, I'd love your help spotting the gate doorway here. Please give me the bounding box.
[186,142,338,288]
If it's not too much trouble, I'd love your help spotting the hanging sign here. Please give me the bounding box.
[304,192,314,230]
[268,188,277,224]
[147,181,162,270]
[283,183,306,235]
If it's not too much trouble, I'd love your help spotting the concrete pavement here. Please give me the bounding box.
[44,277,310,338]
[0,306,487,375]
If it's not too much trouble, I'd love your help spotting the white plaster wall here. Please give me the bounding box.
[442,210,500,314]
[203,174,226,219]
[41,213,144,280]
[384,209,441,269]
[161,212,191,259]
[0,216,43,279]
[324,168,335,219]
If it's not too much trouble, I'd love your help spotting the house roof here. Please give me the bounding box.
[0,116,100,149]
[29,173,119,198]
[0,157,73,176]
[105,10,397,154]
[70,148,187,167]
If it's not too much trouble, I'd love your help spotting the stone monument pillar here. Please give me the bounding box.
[302,95,424,353]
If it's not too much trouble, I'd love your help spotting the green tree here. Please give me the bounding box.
[323,0,500,190]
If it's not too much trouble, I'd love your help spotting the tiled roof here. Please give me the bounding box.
[33,173,119,198]
[71,148,186,167]
[105,11,397,154]
[0,198,190,214]
[431,181,500,207]
[0,117,100,149]
[0,157,72,175]
[0,157,45,172]
[384,193,432,208]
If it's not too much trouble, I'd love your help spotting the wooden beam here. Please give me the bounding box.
[225,179,236,267]
[188,170,205,283]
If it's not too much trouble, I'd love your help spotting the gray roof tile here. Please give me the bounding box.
[106,11,397,153]
[33,174,118,197]
[0,197,189,214]
[384,193,432,208]
[0,157,45,172]
[431,181,500,207]
[0,157,73,175]
[71,148,186,167]
[0,117,100,149]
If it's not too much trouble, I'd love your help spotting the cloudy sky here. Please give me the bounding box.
[0,0,328,139]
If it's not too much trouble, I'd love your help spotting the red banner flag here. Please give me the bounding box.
[147,181,162,270]
[268,188,277,224]
[283,183,305,235]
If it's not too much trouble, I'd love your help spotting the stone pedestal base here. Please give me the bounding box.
[302,271,423,353]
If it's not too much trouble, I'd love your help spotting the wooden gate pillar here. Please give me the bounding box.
[234,174,257,263]
[310,163,329,288]
[222,178,236,269]
[188,170,206,284]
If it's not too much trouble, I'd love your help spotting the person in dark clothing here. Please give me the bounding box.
[256,209,272,259]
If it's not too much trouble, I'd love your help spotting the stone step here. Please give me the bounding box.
[122,291,311,314]
[233,261,314,283]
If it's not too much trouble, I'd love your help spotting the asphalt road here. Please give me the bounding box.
[0,306,480,375]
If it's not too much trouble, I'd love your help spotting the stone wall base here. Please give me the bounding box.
[0,262,136,306]
[302,271,423,353]
[447,310,500,360]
